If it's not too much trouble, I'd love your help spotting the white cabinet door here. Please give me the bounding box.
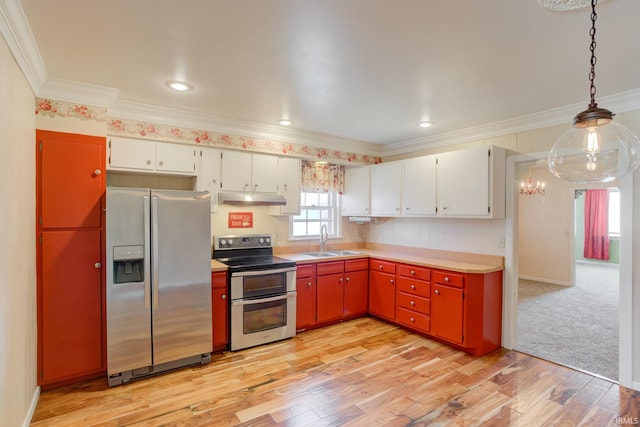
[251,153,279,193]
[370,162,402,216]
[270,157,300,215]
[402,155,437,216]
[196,147,221,212]
[221,150,252,192]
[156,142,196,175]
[437,146,490,217]
[108,137,155,171]
[342,166,370,216]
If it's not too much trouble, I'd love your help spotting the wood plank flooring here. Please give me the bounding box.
[31,317,640,426]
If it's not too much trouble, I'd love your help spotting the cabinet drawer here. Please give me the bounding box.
[211,272,227,288]
[397,292,430,315]
[433,271,464,288]
[345,258,368,272]
[370,259,396,273]
[316,261,344,276]
[397,277,430,298]
[297,264,316,278]
[397,264,431,281]
[396,307,430,333]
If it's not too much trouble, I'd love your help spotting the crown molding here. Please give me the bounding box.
[381,88,640,157]
[0,0,46,93]
[108,99,383,157]
[38,78,118,108]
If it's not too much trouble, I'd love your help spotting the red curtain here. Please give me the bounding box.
[583,189,610,260]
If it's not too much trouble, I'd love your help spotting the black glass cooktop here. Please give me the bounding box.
[216,255,296,272]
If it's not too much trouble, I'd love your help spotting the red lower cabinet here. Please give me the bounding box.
[369,259,396,322]
[431,284,464,344]
[211,271,228,351]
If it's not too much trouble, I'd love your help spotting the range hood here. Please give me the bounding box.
[218,192,286,206]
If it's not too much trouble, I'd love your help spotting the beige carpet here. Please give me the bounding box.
[516,263,619,381]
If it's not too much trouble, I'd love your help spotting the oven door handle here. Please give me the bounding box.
[231,267,296,277]
[231,292,296,306]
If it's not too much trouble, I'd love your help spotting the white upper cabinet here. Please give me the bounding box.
[220,150,278,193]
[342,166,370,216]
[370,162,402,216]
[196,147,221,212]
[108,137,196,176]
[436,146,505,218]
[270,157,301,216]
[402,155,437,216]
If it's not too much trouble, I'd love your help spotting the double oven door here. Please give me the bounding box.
[229,266,296,351]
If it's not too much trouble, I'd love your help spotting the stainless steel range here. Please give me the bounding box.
[213,234,297,351]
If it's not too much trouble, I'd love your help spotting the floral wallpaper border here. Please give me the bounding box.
[36,98,380,165]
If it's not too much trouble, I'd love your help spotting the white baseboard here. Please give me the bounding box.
[518,275,571,286]
[22,386,40,427]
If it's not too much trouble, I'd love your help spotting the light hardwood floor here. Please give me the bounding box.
[31,317,640,426]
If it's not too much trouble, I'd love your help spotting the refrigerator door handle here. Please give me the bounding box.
[144,195,151,309]
[151,196,159,309]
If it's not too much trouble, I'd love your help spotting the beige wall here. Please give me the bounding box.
[0,38,37,426]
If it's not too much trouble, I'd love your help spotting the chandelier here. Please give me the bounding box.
[547,0,640,183]
[520,170,546,196]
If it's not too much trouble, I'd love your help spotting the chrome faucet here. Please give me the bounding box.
[320,224,328,251]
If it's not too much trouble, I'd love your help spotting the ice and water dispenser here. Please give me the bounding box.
[113,245,144,283]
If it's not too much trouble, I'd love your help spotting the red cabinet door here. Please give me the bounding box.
[316,273,344,323]
[211,272,228,351]
[38,130,105,229]
[296,276,316,330]
[40,230,104,384]
[431,284,464,344]
[344,269,368,317]
[369,270,396,321]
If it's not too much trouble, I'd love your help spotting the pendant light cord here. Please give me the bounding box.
[588,0,598,108]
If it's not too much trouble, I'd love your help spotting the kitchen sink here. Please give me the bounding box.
[303,251,339,257]
[302,250,363,257]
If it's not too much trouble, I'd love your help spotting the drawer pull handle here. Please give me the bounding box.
[410,300,415,306]
[379,264,383,270]
[410,317,415,322]
[339,277,343,283]
[410,284,415,290]
[346,277,350,282]
[390,279,395,285]
[435,289,440,295]
[410,270,415,275]
[222,294,227,300]
[307,282,312,287]
[444,276,450,282]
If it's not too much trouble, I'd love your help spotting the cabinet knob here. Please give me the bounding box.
[390,279,395,285]
[346,277,350,282]
[410,317,415,322]
[339,277,343,283]
[395,207,400,211]
[410,284,415,290]
[364,208,368,211]
[93,169,101,176]
[307,282,312,287]
[146,159,152,165]
[410,300,415,306]
[221,294,227,300]
[94,262,102,268]
[444,276,450,282]
[379,264,383,270]
[159,160,164,166]
[435,289,440,295]
[410,270,415,275]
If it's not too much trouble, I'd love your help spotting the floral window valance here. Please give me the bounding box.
[301,161,345,194]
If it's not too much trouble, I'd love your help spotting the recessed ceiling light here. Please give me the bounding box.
[165,80,193,92]
[418,121,433,128]
[278,119,292,126]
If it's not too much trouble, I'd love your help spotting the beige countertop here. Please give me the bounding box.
[213,243,504,274]
[278,244,504,274]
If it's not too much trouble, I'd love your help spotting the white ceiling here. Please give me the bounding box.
[13,0,640,155]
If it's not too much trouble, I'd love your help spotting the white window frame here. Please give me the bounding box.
[289,190,342,240]
[608,188,620,238]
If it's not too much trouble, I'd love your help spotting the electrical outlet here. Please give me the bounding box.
[498,237,505,248]
[275,232,283,241]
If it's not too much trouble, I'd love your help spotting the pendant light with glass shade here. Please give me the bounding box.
[548,0,640,183]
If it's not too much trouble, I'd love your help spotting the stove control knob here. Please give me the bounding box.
[228,239,234,245]
[265,237,271,243]
[220,239,227,246]
[259,238,264,244]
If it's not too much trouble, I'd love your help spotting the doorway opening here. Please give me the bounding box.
[514,160,620,381]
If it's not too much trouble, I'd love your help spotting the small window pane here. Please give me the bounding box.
[306,192,319,206]
[308,210,320,220]
[308,222,321,235]
[292,222,307,236]
[318,193,329,206]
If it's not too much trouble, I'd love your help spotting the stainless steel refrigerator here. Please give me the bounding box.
[106,188,212,386]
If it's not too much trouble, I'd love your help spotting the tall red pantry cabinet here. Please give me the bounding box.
[36,130,106,388]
